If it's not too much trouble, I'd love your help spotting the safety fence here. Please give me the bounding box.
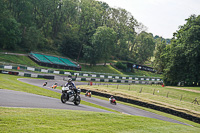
[0,65,162,82]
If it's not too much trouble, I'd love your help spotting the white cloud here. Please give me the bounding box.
[96,0,200,38]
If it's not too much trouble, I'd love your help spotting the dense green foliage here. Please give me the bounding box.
[0,0,156,65]
[153,15,200,86]
[115,61,127,70]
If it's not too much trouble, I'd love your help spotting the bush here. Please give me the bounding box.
[115,61,127,70]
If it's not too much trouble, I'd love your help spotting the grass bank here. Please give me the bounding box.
[0,53,40,67]
[78,84,200,118]
[88,94,200,128]
[81,65,123,74]
[1,107,200,133]
[0,53,161,77]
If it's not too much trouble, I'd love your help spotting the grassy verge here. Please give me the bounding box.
[77,84,200,118]
[89,94,200,128]
[0,74,118,113]
[1,107,200,133]
[81,65,123,74]
[0,74,60,99]
[0,53,40,67]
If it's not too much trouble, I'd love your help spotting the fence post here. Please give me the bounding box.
[107,84,108,87]
[129,84,130,91]
[180,95,182,101]
[153,89,155,95]
[139,87,143,93]
[166,92,169,98]
[117,85,119,89]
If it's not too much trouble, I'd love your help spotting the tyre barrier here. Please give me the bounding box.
[19,72,54,79]
[81,89,200,124]
[0,70,54,79]
[0,70,19,75]
[72,78,162,85]
[0,65,162,82]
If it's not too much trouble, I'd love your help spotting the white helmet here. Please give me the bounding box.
[68,78,72,82]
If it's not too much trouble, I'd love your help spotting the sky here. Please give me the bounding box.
[97,0,200,38]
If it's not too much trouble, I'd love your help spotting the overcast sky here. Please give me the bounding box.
[97,0,200,38]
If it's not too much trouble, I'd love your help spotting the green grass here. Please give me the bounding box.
[78,84,200,118]
[81,65,123,74]
[88,94,200,128]
[1,107,200,133]
[172,86,200,91]
[0,53,40,67]
[0,74,200,132]
[0,74,60,99]
[132,69,161,77]
[0,74,118,113]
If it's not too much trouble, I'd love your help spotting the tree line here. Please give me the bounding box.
[153,15,200,86]
[0,0,158,66]
[2,0,198,86]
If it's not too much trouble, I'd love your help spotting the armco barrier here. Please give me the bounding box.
[43,75,54,79]
[81,88,200,124]
[0,70,19,75]
[72,78,162,84]
[0,65,162,82]
[0,70,54,79]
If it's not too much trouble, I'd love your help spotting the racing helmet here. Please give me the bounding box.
[68,78,72,83]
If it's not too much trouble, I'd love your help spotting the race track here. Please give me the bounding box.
[0,89,111,113]
[1,78,191,126]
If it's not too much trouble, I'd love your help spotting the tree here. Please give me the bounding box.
[21,26,45,51]
[60,32,80,59]
[162,15,200,86]
[134,32,155,64]
[84,26,117,65]
[153,39,167,73]
[0,15,21,50]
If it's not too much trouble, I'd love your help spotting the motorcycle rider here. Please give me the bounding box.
[52,82,57,89]
[86,90,91,94]
[43,81,47,87]
[65,78,77,97]
[85,90,92,97]
[109,95,115,103]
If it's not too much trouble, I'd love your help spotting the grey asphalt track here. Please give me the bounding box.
[1,78,191,126]
[0,89,111,113]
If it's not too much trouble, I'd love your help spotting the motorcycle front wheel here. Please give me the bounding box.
[74,95,81,105]
[61,94,67,103]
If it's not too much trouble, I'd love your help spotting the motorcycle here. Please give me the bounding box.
[43,82,47,87]
[85,91,91,98]
[61,85,81,105]
[52,83,57,89]
[110,98,117,105]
